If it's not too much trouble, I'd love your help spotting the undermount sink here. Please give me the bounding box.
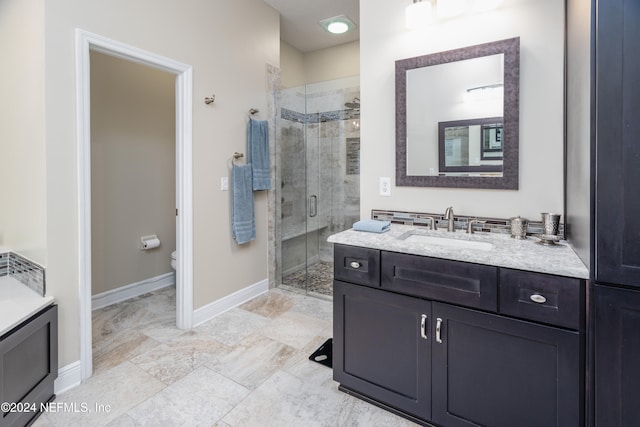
[399,231,494,251]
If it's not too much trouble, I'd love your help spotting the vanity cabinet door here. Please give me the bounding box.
[333,280,431,422]
[595,0,640,288]
[594,285,640,427]
[431,302,581,427]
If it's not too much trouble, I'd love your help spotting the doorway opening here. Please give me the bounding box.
[76,30,193,380]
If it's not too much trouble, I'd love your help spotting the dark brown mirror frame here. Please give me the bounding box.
[396,37,520,189]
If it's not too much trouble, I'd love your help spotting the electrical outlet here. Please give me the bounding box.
[221,177,229,191]
[379,177,391,196]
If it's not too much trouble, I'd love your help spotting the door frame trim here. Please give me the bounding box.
[75,29,194,380]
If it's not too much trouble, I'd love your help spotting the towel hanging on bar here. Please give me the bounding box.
[231,163,256,244]
[247,118,271,191]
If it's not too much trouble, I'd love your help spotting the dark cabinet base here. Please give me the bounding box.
[1,305,58,427]
[431,303,581,427]
[594,285,640,427]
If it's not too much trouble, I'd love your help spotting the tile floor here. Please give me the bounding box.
[33,286,418,426]
[281,262,334,297]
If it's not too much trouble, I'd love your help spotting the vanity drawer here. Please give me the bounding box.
[381,251,498,311]
[499,269,582,330]
[334,244,381,288]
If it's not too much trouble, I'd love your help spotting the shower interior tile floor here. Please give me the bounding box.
[34,286,418,427]
[281,261,334,296]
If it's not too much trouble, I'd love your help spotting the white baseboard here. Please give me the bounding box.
[54,361,82,394]
[193,279,269,327]
[92,272,175,310]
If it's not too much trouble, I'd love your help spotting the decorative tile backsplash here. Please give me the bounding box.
[371,209,565,237]
[0,251,46,296]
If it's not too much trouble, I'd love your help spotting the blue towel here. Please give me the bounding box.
[232,164,256,244]
[247,119,271,191]
[353,219,391,233]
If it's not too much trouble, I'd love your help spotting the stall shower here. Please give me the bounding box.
[275,76,360,298]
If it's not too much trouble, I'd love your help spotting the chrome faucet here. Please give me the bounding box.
[444,206,455,232]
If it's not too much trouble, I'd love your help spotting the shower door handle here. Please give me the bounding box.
[309,195,318,218]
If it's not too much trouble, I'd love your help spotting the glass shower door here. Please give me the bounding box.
[277,76,360,297]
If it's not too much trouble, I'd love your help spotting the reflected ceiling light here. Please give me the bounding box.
[464,83,504,103]
[319,15,355,34]
[406,0,434,30]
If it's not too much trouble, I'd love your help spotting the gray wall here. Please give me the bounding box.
[90,51,176,295]
[566,0,592,270]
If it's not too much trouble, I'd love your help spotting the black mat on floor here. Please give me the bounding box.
[309,338,333,368]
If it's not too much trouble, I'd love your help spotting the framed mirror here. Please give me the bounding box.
[396,37,520,189]
[438,117,503,174]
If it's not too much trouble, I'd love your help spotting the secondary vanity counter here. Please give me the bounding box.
[328,224,589,279]
[0,276,54,337]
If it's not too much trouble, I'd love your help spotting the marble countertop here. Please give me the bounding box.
[328,224,589,279]
[0,276,55,337]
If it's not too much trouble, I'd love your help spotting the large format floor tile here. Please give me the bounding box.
[35,286,418,426]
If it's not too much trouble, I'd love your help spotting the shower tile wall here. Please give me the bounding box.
[278,77,360,279]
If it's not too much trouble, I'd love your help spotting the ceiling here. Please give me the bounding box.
[263,0,360,53]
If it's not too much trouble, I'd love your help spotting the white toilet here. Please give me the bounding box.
[171,250,177,270]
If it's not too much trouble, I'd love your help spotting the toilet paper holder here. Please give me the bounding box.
[140,234,161,250]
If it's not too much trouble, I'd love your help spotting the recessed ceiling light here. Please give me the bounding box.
[319,15,355,35]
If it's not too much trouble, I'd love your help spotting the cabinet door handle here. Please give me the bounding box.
[349,261,361,269]
[530,294,547,304]
[420,314,428,339]
[436,318,443,343]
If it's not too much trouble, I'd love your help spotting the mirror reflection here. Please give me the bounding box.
[407,55,504,176]
[439,117,503,174]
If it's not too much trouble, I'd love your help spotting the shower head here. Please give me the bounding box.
[344,97,360,109]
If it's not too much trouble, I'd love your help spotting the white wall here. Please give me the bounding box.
[360,0,565,219]
[90,51,176,295]
[0,0,47,263]
[566,0,592,268]
[40,0,279,368]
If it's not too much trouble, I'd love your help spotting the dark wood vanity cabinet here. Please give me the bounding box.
[1,305,58,427]
[334,280,432,422]
[431,303,580,427]
[333,244,584,427]
[589,0,640,425]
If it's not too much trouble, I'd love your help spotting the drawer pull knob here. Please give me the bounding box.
[350,261,361,269]
[530,294,547,304]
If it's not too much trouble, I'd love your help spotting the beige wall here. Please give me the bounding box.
[90,52,176,295]
[39,0,279,367]
[360,0,565,220]
[280,40,360,87]
[304,41,360,84]
[0,0,47,264]
[280,41,305,88]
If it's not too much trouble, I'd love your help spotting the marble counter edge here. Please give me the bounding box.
[328,225,590,279]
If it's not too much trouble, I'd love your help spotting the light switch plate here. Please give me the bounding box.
[221,177,229,191]
[380,177,391,196]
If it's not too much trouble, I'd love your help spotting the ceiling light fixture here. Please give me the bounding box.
[406,0,434,30]
[406,0,503,30]
[319,15,355,35]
